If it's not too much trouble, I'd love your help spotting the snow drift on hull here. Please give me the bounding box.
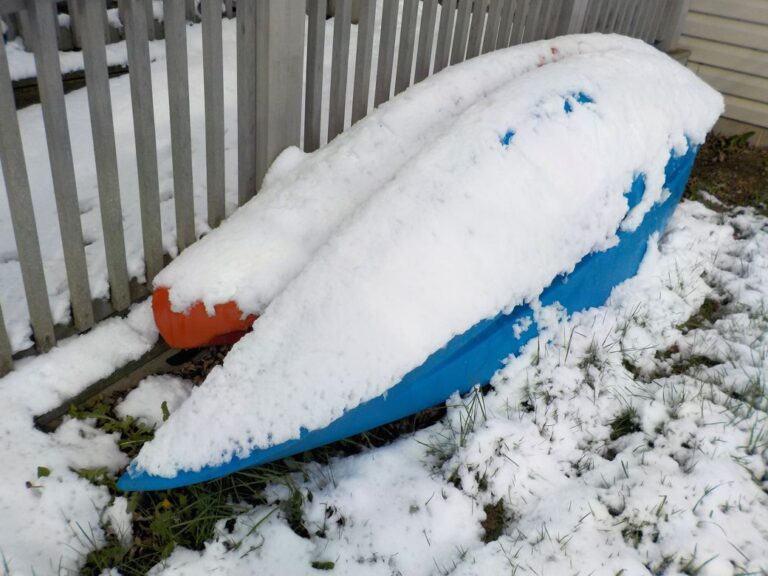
[119,35,723,490]
[151,34,676,348]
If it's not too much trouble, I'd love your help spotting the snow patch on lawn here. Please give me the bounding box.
[0,302,156,575]
[115,374,193,429]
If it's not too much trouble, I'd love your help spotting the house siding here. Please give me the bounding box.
[680,0,768,145]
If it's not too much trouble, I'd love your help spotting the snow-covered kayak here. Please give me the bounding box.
[153,36,617,348]
[119,35,722,491]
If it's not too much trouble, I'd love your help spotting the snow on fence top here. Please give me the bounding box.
[132,35,723,477]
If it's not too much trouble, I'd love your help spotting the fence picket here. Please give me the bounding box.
[352,0,376,122]
[496,0,516,49]
[185,0,197,20]
[636,0,655,41]
[394,0,419,94]
[78,0,131,310]
[414,0,437,82]
[617,0,634,34]
[374,0,399,106]
[545,0,563,38]
[582,0,602,32]
[557,0,589,35]
[202,0,225,227]
[465,0,486,59]
[305,0,327,148]
[119,0,164,284]
[659,0,690,51]
[237,0,258,198]
[510,0,530,45]
[329,0,351,140]
[16,9,34,51]
[534,0,552,39]
[1,14,17,40]
[482,0,504,53]
[255,1,304,186]
[0,304,11,376]
[450,0,471,64]
[143,0,154,39]
[606,0,622,31]
[648,1,667,44]
[29,0,94,330]
[0,34,55,352]
[645,0,662,40]
[433,0,456,73]
[66,0,82,48]
[521,0,542,41]
[164,0,196,248]
[631,0,647,36]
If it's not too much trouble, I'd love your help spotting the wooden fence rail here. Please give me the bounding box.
[0,0,691,376]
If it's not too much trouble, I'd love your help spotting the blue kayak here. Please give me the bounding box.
[118,143,698,491]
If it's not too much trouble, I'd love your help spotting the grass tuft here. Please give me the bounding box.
[609,407,641,441]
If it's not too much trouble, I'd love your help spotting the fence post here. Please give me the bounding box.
[255,0,305,189]
[0,34,55,352]
[556,0,589,35]
[658,0,690,51]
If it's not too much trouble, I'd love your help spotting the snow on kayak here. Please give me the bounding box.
[121,35,722,486]
[152,34,664,348]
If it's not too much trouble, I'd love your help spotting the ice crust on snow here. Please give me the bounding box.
[133,35,723,477]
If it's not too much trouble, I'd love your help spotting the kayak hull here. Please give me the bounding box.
[118,146,697,491]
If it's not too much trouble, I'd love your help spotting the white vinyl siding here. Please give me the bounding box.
[680,0,768,144]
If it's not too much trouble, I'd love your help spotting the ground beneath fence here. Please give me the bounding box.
[0,135,766,576]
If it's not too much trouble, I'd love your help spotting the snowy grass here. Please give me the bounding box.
[58,196,768,575]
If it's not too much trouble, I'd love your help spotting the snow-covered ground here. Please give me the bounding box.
[1,199,766,575]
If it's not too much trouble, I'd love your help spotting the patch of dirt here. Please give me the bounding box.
[686,133,768,216]
[481,500,507,543]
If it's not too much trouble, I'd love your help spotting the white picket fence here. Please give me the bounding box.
[0,0,690,376]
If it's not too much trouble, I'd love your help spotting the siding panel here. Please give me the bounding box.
[682,11,768,52]
[694,64,768,103]
[680,37,767,79]
[682,0,768,137]
[689,0,768,26]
